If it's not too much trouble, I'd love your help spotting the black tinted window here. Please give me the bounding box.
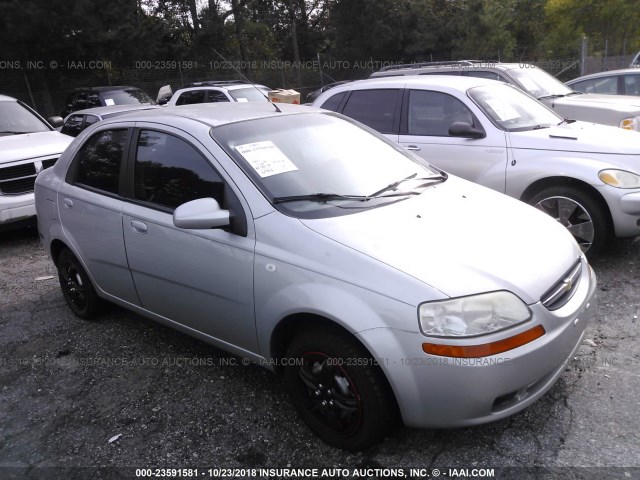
[206,91,230,103]
[134,130,224,210]
[176,91,206,105]
[320,92,346,112]
[342,89,399,133]
[74,130,127,194]
[61,115,84,137]
[407,90,475,136]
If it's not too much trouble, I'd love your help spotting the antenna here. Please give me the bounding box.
[210,48,282,113]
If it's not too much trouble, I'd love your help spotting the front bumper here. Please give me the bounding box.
[0,192,36,225]
[357,258,596,428]
[599,187,640,238]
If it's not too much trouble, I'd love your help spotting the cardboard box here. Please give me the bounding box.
[268,89,301,104]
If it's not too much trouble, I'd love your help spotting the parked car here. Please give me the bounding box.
[630,52,640,68]
[36,102,596,450]
[370,61,640,131]
[312,76,640,255]
[160,81,270,106]
[566,68,640,96]
[61,86,156,117]
[0,94,72,228]
[60,105,161,137]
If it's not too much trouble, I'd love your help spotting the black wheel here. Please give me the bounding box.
[528,186,609,257]
[57,249,101,319]
[283,328,398,451]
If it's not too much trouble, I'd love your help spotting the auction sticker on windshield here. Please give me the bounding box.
[236,140,298,177]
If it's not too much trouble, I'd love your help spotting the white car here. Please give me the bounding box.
[161,81,270,106]
[313,76,640,255]
[0,95,72,227]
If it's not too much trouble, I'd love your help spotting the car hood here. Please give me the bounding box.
[553,93,640,113]
[300,178,581,304]
[508,121,640,154]
[0,131,72,164]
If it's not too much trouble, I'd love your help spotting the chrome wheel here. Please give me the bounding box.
[534,195,594,253]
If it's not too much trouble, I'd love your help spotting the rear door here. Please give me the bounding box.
[338,88,401,143]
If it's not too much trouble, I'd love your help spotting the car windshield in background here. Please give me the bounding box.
[469,84,562,132]
[213,112,443,218]
[0,101,50,135]
[100,89,155,106]
[509,67,575,99]
[229,87,270,102]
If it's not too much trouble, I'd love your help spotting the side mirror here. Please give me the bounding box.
[158,98,168,106]
[448,121,485,139]
[48,116,64,128]
[173,198,230,229]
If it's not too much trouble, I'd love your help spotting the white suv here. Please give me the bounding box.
[0,95,72,227]
[160,81,270,106]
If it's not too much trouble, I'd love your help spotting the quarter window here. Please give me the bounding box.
[134,130,224,210]
[342,89,399,133]
[320,92,346,112]
[74,129,128,194]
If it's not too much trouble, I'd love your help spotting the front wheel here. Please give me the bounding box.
[528,186,609,257]
[283,328,398,451]
[57,249,102,319]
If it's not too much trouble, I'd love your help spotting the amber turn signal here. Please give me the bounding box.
[422,325,546,358]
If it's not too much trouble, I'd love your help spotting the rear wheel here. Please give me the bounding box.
[57,249,101,319]
[283,328,398,451]
[528,186,609,257]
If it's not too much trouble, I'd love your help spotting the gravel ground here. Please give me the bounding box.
[1,226,639,480]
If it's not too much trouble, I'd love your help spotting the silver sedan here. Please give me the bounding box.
[35,103,596,450]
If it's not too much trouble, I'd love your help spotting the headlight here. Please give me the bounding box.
[619,116,640,131]
[599,169,640,189]
[418,291,531,338]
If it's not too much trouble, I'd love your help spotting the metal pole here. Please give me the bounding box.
[580,36,587,76]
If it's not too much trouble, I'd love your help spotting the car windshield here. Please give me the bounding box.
[213,112,443,218]
[100,89,156,106]
[469,84,562,132]
[229,87,270,102]
[509,66,574,99]
[0,101,50,135]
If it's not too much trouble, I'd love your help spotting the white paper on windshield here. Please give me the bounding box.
[236,97,248,102]
[235,141,298,178]
[485,98,519,122]
[104,98,115,106]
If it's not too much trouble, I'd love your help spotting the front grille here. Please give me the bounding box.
[541,260,582,311]
[0,163,36,181]
[0,177,37,194]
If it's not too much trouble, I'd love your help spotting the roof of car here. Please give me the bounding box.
[567,68,640,83]
[174,84,268,94]
[371,61,526,76]
[98,102,322,128]
[323,75,500,91]
[68,86,142,93]
[0,94,17,102]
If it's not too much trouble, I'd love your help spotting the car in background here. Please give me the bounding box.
[305,80,352,103]
[313,76,640,255]
[159,81,270,106]
[0,94,72,228]
[60,105,161,137]
[566,68,640,96]
[370,61,640,131]
[61,86,156,117]
[630,52,640,68]
[36,102,595,450]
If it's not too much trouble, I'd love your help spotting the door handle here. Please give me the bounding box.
[63,198,73,208]
[130,220,148,234]
[405,145,421,151]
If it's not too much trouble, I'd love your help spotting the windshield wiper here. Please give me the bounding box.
[368,173,445,198]
[532,124,551,130]
[537,93,567,100]
[557,118,577,126]
[272,193,369,204]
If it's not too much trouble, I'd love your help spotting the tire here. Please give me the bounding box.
[57,249,102,319]
[283,327,398,451]
[528,186,609,257]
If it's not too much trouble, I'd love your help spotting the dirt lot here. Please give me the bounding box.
[1,226,639,480]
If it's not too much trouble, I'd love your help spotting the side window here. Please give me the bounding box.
[206,91,230,103]
[176,90,206,105]
[623,74,640,96]
[342,89,399,133]
[84,115,99,127]
[61,115,85,137]
[407,90,475,136]
[319,91,346,112]
[134,130,224,210]
[73,129,128,194]
[569,80,591,93]
[590,76,618,94]
[464,70,508,82]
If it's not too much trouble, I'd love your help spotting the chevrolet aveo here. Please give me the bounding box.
[35,103,596,450]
